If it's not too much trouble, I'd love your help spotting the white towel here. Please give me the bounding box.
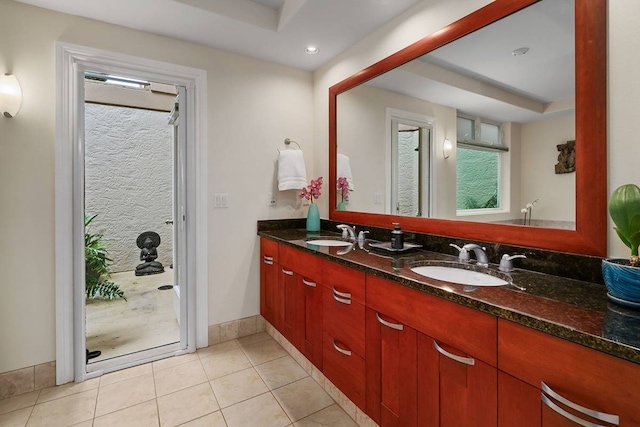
[337,153,355,191]
[278,150,308,191]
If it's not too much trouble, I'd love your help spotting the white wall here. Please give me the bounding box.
[520,114,575,223]
[0,1,312,373]
[85,104,174,272]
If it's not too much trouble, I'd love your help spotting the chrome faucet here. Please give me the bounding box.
[337,224,357,241]
[450,243,489,267]
[462,243,489,267]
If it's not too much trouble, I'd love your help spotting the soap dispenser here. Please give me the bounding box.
[391,223,404,249]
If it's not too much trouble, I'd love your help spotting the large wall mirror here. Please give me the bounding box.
[329,0,606,256]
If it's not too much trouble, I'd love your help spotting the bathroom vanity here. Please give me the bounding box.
[258,224,640,426]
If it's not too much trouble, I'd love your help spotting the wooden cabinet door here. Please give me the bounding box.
[281,266,303,348]
[498,371,541,427]
[260,239,282,331]
[301,274,323,368]
[365,307,417,427]
[418,333,497,427]
[323,331,366,411]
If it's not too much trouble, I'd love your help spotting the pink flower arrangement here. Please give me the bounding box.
[300,177,323,203]
[337,177,350,202]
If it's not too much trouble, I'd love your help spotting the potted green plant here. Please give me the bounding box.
[85,214,126,300]
[602,184,640,306]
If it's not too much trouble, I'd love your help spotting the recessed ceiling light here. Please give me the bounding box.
[511,47,530,56]
[305,46,319,55]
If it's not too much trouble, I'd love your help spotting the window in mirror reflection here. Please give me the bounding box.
[456,115,507,212]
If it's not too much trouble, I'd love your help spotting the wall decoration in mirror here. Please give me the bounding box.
[329,0,606,256]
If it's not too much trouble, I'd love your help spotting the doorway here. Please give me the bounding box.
[83,73,185,366]
[55,43,209,384]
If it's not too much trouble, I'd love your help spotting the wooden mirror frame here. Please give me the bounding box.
[329,0,606,256]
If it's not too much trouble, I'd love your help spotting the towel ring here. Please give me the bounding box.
[284,138,301,149]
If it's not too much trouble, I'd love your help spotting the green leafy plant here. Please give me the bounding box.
[85,214,126,300]
[609,184,640,266]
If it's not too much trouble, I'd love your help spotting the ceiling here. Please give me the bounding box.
[14,0,421,71]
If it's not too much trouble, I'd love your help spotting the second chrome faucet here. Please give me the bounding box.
[450,243,489,267]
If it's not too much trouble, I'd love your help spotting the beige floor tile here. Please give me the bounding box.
[36,377,100,403]
[153,353,200,372]
[200,349,252,381]
[177,411,227,426]
[294,404,358,427]
[0,407,32,427]
[222,392,290,427]
[100,363,153,387]
[0,390,40,416]
[26,388,97,427]
[157,383,219,427]
[210,368,268,408]
[154,360,208,397]
[273,377,334,422]
[196,340,239,359]
[236,332,272,348]
[95,373,156,417]
[93,399,159,427]
[240,339,288,366]
[255,356,308,390]
[70,421,94,427]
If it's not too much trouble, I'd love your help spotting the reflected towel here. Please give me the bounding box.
[278,149,308,191]
[337,153,355,191]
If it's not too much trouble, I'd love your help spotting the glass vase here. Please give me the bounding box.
[337,201,347,211]
[306,203,321,232]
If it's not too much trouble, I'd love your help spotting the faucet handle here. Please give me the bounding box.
[449,243,470,262]
[358,230,369,241]
[499,254,527,272]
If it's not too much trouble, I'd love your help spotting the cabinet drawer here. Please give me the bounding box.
[280,245,322,283]
[323,286,365,357]
[323,260,366,304]
[260,238,279,264]
[499,319,640,425]
[323,331,366,411]
[366,275,497,366]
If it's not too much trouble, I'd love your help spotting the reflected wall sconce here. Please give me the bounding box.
[0,73,23,118]
[442,138,453,159]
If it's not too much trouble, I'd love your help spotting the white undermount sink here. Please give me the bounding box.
[410,266,508,287]
[306,239,353,247]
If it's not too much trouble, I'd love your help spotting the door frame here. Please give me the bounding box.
[55,42,208,384]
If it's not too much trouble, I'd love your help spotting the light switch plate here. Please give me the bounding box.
[214,193,228,208]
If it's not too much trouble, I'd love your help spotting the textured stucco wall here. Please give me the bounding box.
[456,148,499,210]
[398,131,419,215]
[85,103,174,273]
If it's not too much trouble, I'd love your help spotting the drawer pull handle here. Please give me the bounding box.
[541,382,619,426]
[302,278,316,287]
[333,340,352,356]
[263,256,274,265]
[333,288,351,299]
[282,268,294,276]
[433,341,475,366]
[376,313,403,331]
[332,291,351,305]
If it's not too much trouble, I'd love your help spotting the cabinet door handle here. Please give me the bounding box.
[541,382,619,426]
[333,288,351,299]
[333,340,352,356]
[433,340,475,366]
[376,312,403,331]
[332,289,351,305]
[302,278,316,287]
[263,256,273,265]
[282,268,294,276]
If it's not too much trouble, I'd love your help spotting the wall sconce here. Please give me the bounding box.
[442,138,453,159]
[0,73,23,118]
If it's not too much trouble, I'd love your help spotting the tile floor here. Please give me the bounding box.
[0,332,358,427]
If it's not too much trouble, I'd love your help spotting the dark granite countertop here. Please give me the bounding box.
[258,226,640,365]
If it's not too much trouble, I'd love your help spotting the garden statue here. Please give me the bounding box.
[135,231,165,276]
